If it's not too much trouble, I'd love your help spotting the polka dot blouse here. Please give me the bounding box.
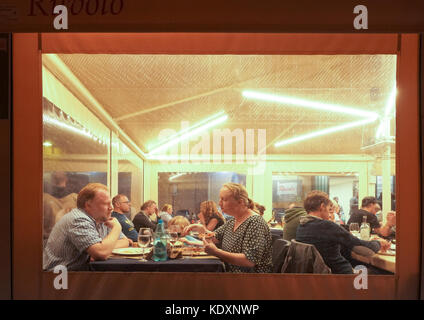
[214,213,273,273]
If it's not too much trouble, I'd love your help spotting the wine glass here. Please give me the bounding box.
[138,228,152,261]
[168,231,179,245]
[349,223,360,238]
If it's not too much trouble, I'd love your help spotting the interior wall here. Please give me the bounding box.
[329,176,356,219]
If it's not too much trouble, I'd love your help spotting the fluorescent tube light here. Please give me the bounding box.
[43,141,53,147]
[148,114,228,155]
[169,173,186,181]
[275,118,377,148]
[242,90,379,119]
[44,115,95,139]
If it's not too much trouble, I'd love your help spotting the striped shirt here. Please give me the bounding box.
[43,208,124,271]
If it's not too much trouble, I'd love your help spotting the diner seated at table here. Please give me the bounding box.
[132,200,158,232]
[296,190,390,274]
[43,183,131,271]
[198,200,226,231]
[159,204,173,228]
[347,196,396,238]
[111,194,138,242]
[184,182,273,273]
[282,204,307,241]
[253,202,266,217]
[166,216,204,246]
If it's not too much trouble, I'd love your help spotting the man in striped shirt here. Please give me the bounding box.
[43,183,131,271]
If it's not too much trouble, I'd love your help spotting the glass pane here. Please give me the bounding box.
[158,172,246,219]
[42,98,109,245]
[116,138,143,220]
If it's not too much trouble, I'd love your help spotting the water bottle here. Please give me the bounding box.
[153,219,168,261]
[360,216,371,241]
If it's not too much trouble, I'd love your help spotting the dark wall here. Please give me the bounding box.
[0,33,11,299]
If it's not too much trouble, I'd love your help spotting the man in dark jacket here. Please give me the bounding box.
[347,196,395,238]
[296,191,390,274]
[132,200,158,232]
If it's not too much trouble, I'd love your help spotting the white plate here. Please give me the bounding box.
[112,247,147,256]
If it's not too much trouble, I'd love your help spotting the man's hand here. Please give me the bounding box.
[104,217,122,232]
[378,239,391,252]
[386,212,396,227]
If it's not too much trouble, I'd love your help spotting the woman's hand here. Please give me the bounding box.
[203,239,219,256]
[182,224,206,236]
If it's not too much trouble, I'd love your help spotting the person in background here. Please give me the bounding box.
[111,194,138,242]
[167,216,203,246]
[159,204,173,228]
[253,202,266,217]
[43,183,131,271]
[132,200,158,232]
[347,196,396,238]
[198,200,226,231]
[283,203,307,241]
[150,207,159,223]
[184,183,272,273]
[296,191,390,274]
[333,196,345,223]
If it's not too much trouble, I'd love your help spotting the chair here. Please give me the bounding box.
[272,239,291,273]
[270,228,284,246]
[280,240,331,274]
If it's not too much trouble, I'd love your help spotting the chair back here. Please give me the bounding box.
[280,239,331,274]
[272,239,291,273]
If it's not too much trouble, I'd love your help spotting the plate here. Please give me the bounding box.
[182,251,208,256]
[112,247,147,256]
[379,249,396,256]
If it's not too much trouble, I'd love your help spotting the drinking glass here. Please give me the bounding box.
[349,223,360,238]
[168,230,179,246]
[138,228,152,261]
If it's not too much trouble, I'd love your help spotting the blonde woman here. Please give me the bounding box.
[198,200,225,231]
[184,183,272,273]
[168,216,203,246]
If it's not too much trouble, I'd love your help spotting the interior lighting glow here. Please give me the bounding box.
[169,173,187,181]
[376,86,397,140]
[43,141,53,147]
[242,90,379,119]
[384,86,397,118]
[274,118,377,148]
[148,114,228,155]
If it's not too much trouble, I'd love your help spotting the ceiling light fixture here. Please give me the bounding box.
[43,141,53,147]
[43,114,107,144]
[242,90,379,119]
[148,113,228,155]
[274,118,377,148]
[169,173,187,181]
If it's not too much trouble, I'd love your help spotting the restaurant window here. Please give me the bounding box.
[41,51,397,274]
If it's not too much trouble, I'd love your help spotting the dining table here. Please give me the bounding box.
[89,248,226,272]
[350,251,395,273]
[349,234,396,274]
